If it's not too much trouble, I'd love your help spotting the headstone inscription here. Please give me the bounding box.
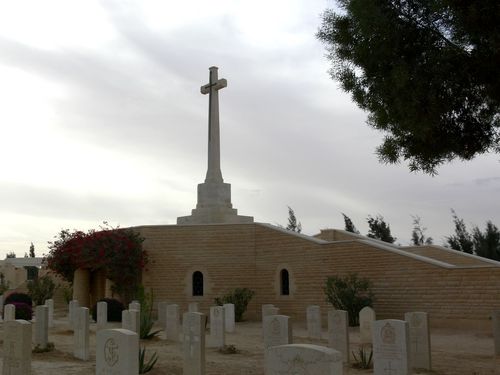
[328,309,350,363]
[263,315,293,349]
[96,328,139,375]
[359,306,376,344]
[34,305,49,350]
[208,305,225,348]
[307,305,322,339]
[404,312,431,370]
[97,301,108,331]
[166,304,180,341]
[223,303,235,333]
[372,319,410,375]
[74,307,90,360]
[4,303,15,321]
[183,312,206,375]
[265,344,343,375]
[2,319,32,375]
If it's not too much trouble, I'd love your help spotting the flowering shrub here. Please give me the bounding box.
[45,225,146,301]
[5,292,33,306]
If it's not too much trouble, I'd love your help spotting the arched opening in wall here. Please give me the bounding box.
[192,271,204,296]
[280,269,290,295]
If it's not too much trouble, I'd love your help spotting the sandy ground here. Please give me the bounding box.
[1,309,500,375]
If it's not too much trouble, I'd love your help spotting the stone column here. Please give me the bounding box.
[73,268,90,308]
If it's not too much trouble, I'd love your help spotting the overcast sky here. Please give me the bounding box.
[1,0,499,258]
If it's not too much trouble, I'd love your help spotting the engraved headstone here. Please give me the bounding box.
[34,305,49,350]
[166,304,180,341]
[4,303,15,321]
[328,309,350,363]
[74,307,89,360]
[307,305,322,339]
[208,306,225,348]
[265,343,343,375]
[183,312,206,375]
[405,312,431,370]
[69,300,79,330]
[157,301,168,326]
[2,319,32,375]
[223,303,235,333]
[44,299,54,328]
[129,301,140,311]
[97,301,108,331]
[493,310,500,356]
[188,302,199,313]
[96,328,139,375]
[122,309,140,334]
[263,315,293,348]
[373,319,410,375]
[359,306,376,344]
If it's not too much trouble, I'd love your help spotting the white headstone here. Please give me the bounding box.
[34,305,49,349]
[328,309,350,363]
[188,302,199,313]
[157,301,168,326]
[265,344,343,375]
[69,300,79,330]
[183,312,206,375]
[263,315,293,349]
[208,306,225,348]
[97,301,108,331]
[44,299,54,328]
[129,301,140,312]
[166,304,180,341]
[262,304,279,320]
[122,309,140,334]
[405,312,431,370]
[359,306,376,344]
[493,310,500,356]
[223,303,235,333]
[2,319,32,375]
[4,303,16,321]
[373,319,410,375]
[74,307,89,360]
[96,328,139,375]
[307,305,322,339]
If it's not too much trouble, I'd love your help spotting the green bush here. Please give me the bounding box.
[139,346,158,373]
[214,288,255,322]
[91,298,125,322]
[27,275,57,306]
[12,302,33,320]
[352,346,373,369]
[324,273,373,326]
[5,292,32,306]
[137,287,160,340]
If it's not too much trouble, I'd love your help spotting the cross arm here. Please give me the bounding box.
[200,78,227,94]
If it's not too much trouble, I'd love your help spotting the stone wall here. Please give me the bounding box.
[138,223,500,329]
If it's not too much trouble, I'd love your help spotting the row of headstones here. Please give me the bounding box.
[263,306,431,373]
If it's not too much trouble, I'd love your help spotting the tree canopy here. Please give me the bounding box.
[286,206,302,233]
[317,0,500,174]
[342,213,360,234]
[367,215,396,243]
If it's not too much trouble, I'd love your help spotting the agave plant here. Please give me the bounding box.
[139,346,158,374]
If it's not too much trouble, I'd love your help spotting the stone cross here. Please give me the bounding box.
[200,66,227,183]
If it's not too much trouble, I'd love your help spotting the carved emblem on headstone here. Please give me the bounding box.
[271,317,281,335]
[381,322,396,344]
[104,338,119,367]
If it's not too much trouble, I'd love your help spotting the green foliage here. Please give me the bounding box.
[0,272,10,294]
[367,215,396,243]
[139,346,158,374]
[137,287,161,340]
[33,342,55,353]
[91,298,125,322]
[472,221,500,261]
[27,275,57,306]
[324,273,373,326]
[5,292,32,306]
[352,346,373,369]
[29,242,35,258]
[317,1,500,174]
[6,251,16,258]
[286,206,302,233]
[12,302,33,320]
[46,224,146,301]
[446,210,473,254]
[214,288,255,322]
[411,215,433,246]
[62,285,73,304]
[342,213,359,234]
